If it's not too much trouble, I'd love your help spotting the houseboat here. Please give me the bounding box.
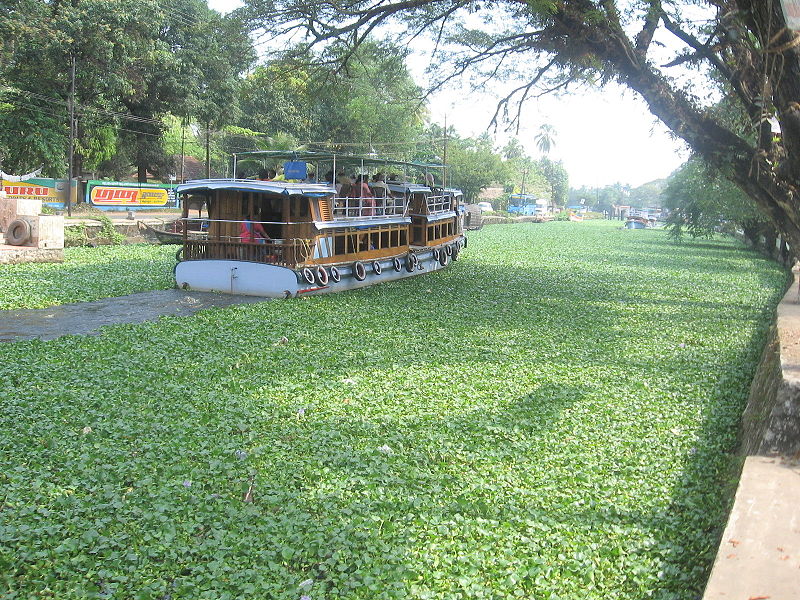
[174,151,466,297]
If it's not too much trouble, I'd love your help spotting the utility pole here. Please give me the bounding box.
[67,54,76,216]
[180,116,186,183]
[442,115,448,189]
[205,120,211,179]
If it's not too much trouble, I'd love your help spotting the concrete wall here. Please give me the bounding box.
[1,196,65,251]
[703,275,800,599]
[0,198,41,232]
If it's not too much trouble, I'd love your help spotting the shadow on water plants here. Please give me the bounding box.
[0,222,789,599]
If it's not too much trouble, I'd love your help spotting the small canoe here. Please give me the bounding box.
[138,220,206,244]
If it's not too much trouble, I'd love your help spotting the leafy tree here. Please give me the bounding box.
[534,124,557,155]
[443,132,507,202]
[538,157,569,208]
[0,0,253,181]
[629,180,667,209]
[236,40,425,158]
[238,63,313,140]
[242,0,800,257]
[663,156,772,248]
[309,40,426,154]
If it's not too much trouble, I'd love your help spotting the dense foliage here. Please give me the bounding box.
[0,223,787,598]
[0,0,254,181]
[663,157,767,241]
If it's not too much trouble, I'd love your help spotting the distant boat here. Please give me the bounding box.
[624,216,649,229]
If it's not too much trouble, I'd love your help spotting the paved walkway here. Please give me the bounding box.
[703,277,800,600]
[704,456,800,599]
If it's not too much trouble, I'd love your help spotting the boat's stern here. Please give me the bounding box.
[175,260,301,298]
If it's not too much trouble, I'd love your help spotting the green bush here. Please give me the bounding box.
[95,213,125,245]
[64,223,89,247]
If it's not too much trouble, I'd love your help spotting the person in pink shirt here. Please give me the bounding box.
[353,174,375,216]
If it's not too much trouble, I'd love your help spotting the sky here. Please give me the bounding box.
[207,0,689,189]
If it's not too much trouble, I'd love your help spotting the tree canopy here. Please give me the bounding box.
[240,0,800,255]
[0,0,254,181]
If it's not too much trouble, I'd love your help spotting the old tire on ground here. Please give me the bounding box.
[6,219,31,246]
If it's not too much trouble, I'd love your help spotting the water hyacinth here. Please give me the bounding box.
[0,222,788,599]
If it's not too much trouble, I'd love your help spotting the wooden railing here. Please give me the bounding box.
[181,238,312,267]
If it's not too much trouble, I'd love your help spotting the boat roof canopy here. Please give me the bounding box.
[234,150,445,171]
[176,179,334,197]
[386,182,432,194]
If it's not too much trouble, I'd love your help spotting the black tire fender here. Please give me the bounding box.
[330,266,341,283]
[405,253,417,273]
[301,267,315,285]
[353,261,366,281]
[316,266,329,286]
[372,260,382,275]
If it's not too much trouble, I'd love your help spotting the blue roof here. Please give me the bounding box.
[176,179,335,197]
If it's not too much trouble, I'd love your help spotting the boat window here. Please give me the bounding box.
[291,197,310,219]
[328,224,409,258]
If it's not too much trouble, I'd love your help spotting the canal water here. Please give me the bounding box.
[0,290,266,342]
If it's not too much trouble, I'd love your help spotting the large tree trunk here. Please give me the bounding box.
[549,1,800,257]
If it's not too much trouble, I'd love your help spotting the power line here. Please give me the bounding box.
[4,88,165,126]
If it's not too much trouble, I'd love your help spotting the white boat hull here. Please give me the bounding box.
[174,243,464,298]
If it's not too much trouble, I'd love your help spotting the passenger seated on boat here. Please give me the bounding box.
[371,172,389,197]
[240,217,270,244]
[352,175,375,216]
[336,173,352,196]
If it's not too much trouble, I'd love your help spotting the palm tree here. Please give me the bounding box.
[535,124,556,155]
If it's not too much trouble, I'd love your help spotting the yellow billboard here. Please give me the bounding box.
[1,179,64,202]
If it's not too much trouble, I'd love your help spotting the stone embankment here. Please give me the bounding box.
[703,273,800,600]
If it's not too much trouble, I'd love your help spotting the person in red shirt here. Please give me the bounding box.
[240,216,270,243]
